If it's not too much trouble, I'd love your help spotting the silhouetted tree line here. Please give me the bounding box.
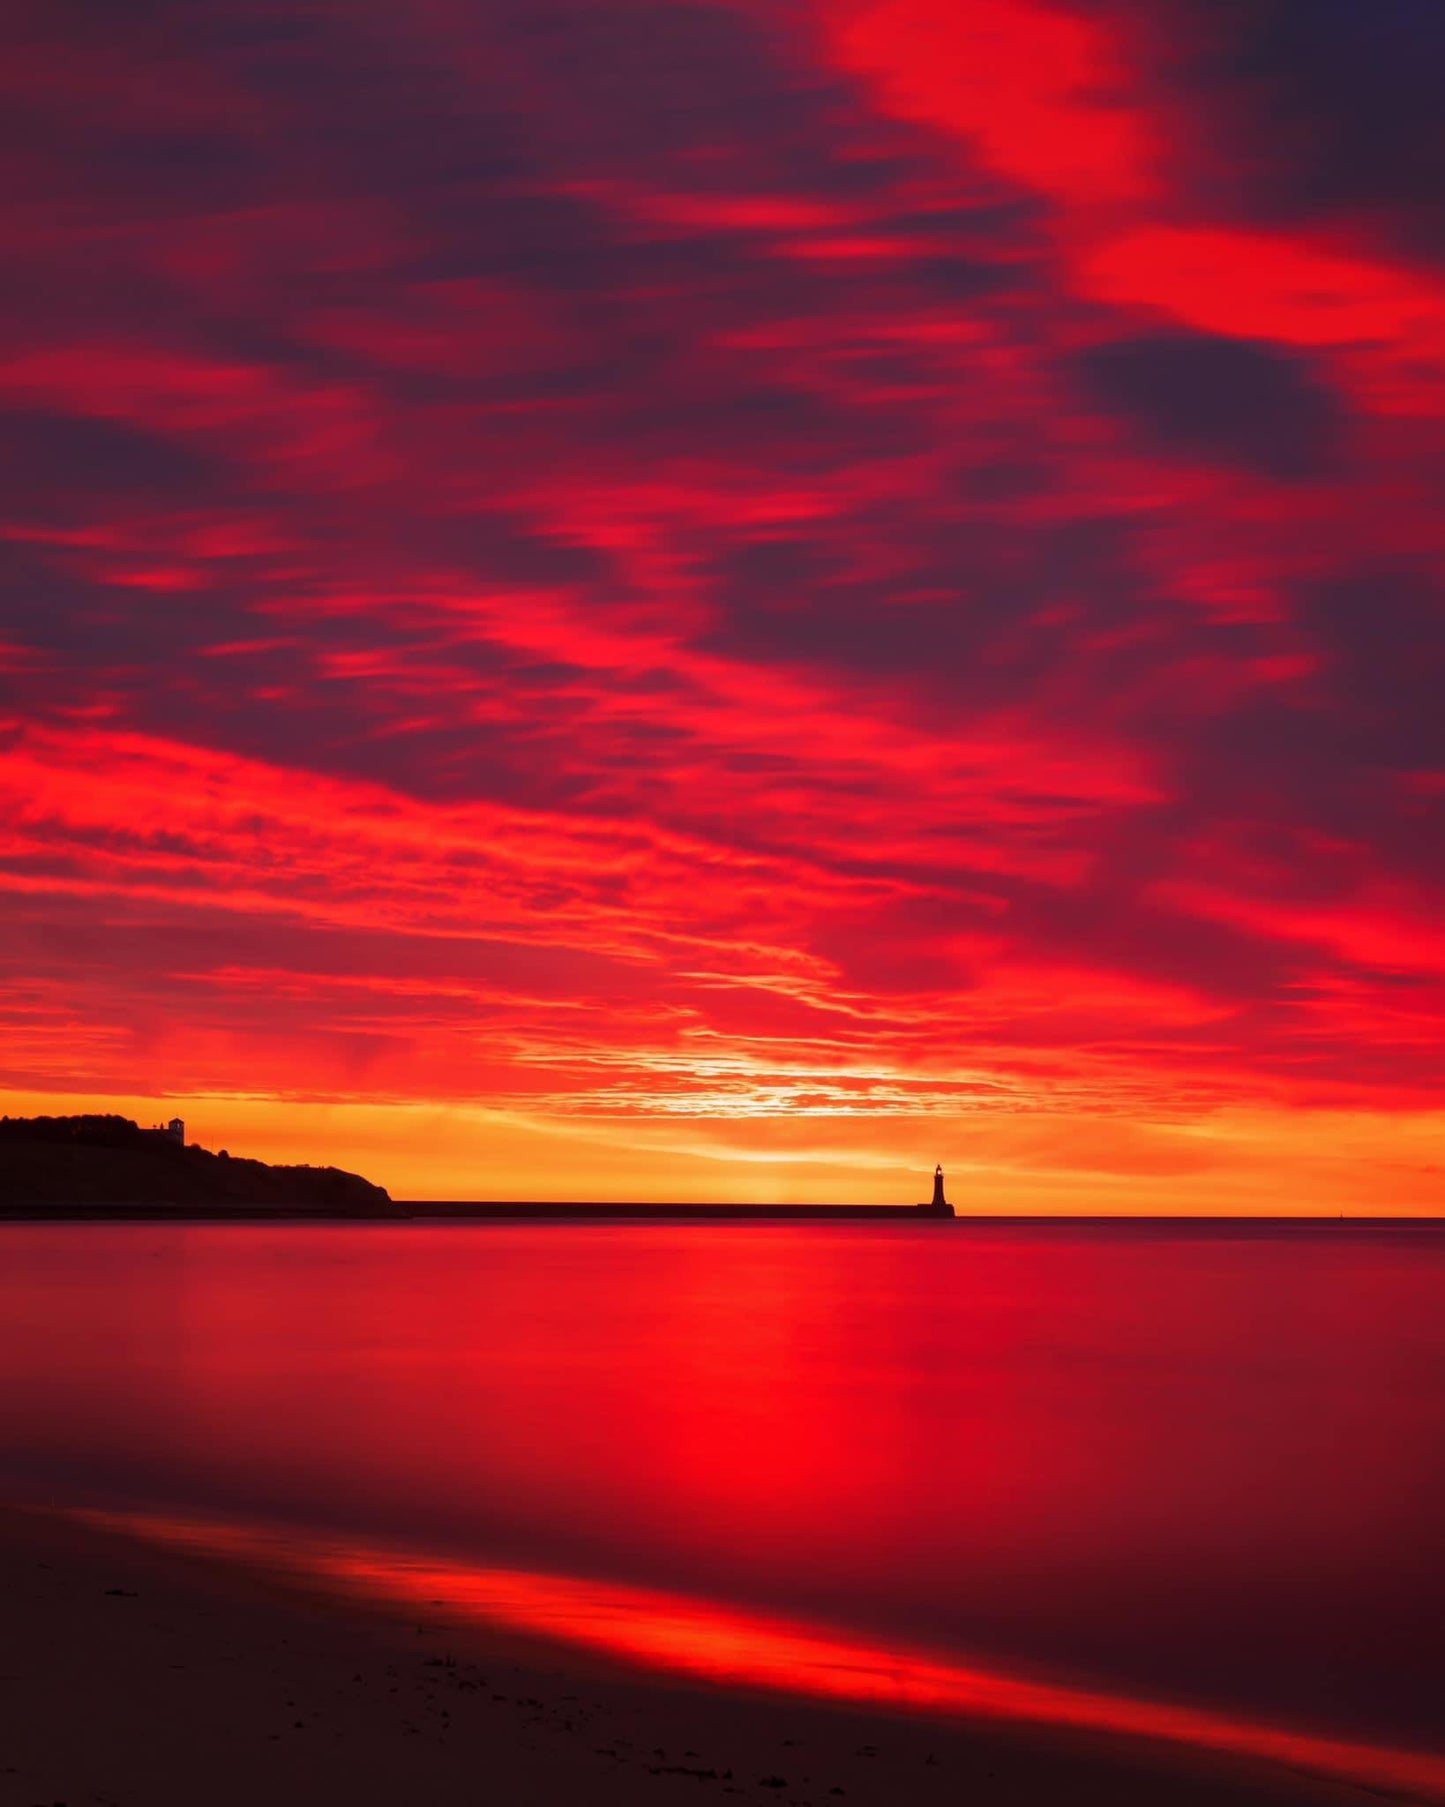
[0,1115,177,1148]
[0,1115,392,1210]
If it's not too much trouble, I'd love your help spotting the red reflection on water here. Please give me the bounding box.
[1,1224,1442,1747]
[70,1506,1445,1804]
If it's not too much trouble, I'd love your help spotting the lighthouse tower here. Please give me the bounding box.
[913,1165,955,1215]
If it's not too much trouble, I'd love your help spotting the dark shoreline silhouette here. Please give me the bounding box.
[401,1201,960,1222]
[0,1115,961,1221]
[0,1115,394,1216]
[3,1119,1439,1229]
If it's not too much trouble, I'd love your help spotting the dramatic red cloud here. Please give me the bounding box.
[0,0,1441,1205]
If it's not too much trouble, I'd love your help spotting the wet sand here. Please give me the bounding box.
[0,1504,1425,1807]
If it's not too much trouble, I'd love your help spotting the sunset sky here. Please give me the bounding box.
[2,0,1442,1208]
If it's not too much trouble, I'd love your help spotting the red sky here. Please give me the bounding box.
[2,0,1442,1207]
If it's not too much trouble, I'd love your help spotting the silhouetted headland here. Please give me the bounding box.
[0,1115,394,1217]
[0,1119,965,1221]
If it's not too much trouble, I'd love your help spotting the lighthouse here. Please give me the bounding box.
[918,1164,955,1216]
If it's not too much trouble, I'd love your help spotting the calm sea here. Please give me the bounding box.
[1,1220,1441,1756]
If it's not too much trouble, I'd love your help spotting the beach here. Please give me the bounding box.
[2,1220,1442,1807]
[1,1502,1423,1807]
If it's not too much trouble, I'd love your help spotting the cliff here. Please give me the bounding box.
[0,1116,395,1215]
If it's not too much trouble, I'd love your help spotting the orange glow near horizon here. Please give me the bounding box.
[3,1088,1443,1211]
[66,1507,1445,1803]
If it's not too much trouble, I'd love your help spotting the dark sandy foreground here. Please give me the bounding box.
[0,1505,1421,1807]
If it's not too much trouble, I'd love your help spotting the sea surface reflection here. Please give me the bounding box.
[1,1221,1441,1756]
